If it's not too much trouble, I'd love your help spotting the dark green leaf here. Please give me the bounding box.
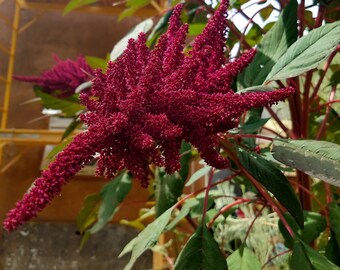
[279,211,326,247]
[245,24,263,47]
[61,117,82,141]
[155,142,192,216]
[238,0,297,88]
[77,193,102,233]
[291,240,312,270]
[119,207,173,270]
[329,202,340,249]
[63,0,98,15]
[272,139,340,187]
[239,117,270,133]
[89,172,132,233]
[265,21,340,81]
[174,225,228,270]
[237,148,303,228]
[34,88,85,117]
[227,245,261,270]
[326,231,340,266]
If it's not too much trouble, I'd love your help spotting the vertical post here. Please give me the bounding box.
[1,0,20,129]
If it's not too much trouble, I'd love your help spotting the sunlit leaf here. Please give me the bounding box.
[227,245,261,270]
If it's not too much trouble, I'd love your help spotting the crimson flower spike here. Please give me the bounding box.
[13,55,94,98]
[3,0,294,232]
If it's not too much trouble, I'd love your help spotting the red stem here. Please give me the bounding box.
[266,106,296,139]
[243,204,266,242]
[310,47,339,102]
[298,0,305,37]
[316,85,337,140]
[261,250,291,269]
[202,168,215,224]
[301,71,313,138]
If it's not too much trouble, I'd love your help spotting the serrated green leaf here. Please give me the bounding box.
[34,88,85,117]
[227,246,261,270]
[120,207,173,270]
[174,225,228,270]
[89,172,132,233]
[63,0,98,15]
[238,0,297,88]
[265,21,340,82]
[272,139,340,186]
[237,148,303,228]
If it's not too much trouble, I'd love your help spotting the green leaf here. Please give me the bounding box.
[45,136,74,161]
[279,211,326,247]
[227,246,261,270]
[118,0,150,21]
[329,202,340,248]
[188,24,205,36]
[89,172,132,233]
[120,207,173,270]
[85,56,108,71]
[174,225,228,270]
[238,0,297,88]
[259,5,273,21]
[166,198,199,230]
[326,230,340,266]
[155,142,192,216]
[63,0,99,15]
[61,117,82,141]
[239,117,270,133]
[185,166,211,187]
[291,239,340,270]
[245,24,263,47]
[237,148,304,228]
[272,139,340,186]
[77,193,102,233]
[291,240,312,270]
[303,241,340,270]
[265,21,340,82]
[34,88,85,117]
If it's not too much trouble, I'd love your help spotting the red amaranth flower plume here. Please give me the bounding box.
[3,0,294,232]
[14,55,94,98]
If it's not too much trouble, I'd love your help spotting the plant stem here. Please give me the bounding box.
[316,85,337,140]
[309,46,339,102]
[237,134,274,141]
[266,106,296,139]
[301,71,313,138]
[243,204,266,242]
[261,250,291,269]
[298,0,305,37]
[223,145,296,238]
[297,171,311,211]
[207,198,255,228]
